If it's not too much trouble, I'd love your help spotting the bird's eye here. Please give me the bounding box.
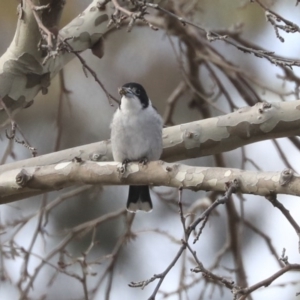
[130,87,140,95]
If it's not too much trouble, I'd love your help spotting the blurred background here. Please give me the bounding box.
[1,0,300,299]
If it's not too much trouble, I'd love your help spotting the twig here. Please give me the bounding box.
[20,208,126,298]
[60,39,119,106]
[18,194,47,289]
[129,243,186,300]
[129,180,240,298]
[186,242,236,290]
[235,263,300,299]
[110,0,158,32]
[25,0,119,106]
[266,193,300,253]
[0,139,14,165]
[188,179,240,235]
[272,139,294,170]
[253,0,300,42]
[90,212,136,300]
[166,33,225,115]
[244,220,284,268]
[178,188,187,236]
[24,0,54,50]
[54,70,72,151]
[144,1,300,67]
[163,81,187,125]
[0,98,37,157]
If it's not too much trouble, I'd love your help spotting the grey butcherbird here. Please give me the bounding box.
[110,82,163,212]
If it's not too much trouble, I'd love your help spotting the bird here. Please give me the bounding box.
[110,82,163,213]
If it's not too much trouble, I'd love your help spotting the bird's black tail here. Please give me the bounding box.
[127,185,153,213]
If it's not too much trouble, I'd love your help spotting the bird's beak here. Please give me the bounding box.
[118,87,131,96]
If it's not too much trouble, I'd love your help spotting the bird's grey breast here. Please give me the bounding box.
[111,108,162,162]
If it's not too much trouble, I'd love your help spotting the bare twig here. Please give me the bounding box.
[24,0,55,50]
[60,39,118,106]
[0,98,37,156]
[254,0,300,42]
[144,1,300,67]
[272,139,294,170]
[186,242,236,289]
[163,81,187,125]
[266,193,300,253]
[245,220,284,268]
[19,208,126,298]
[188,179,240,235]
[236,263,300,299]
[110,0,158,32]
[54,70,72,151]
[129,180,240,298]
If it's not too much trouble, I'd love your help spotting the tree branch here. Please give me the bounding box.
[0,0,111,124]
[1,160,300,204]
[0,100,300,173]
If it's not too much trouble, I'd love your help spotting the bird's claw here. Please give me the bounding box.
[118,158,148,174]
[118,159,131,174]
[139,158,148,165]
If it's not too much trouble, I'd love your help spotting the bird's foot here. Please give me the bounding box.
[139,157,148,165]
[118,159,131,174]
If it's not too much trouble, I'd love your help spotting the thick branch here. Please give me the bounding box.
[0,100,300,173]
[0,0,111,124]
[1,160,299,204]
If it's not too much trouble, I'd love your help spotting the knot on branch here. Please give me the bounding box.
[16,169,32,187]
[279,168,294,186]
[258,101,272,114]
[225,178,240,194]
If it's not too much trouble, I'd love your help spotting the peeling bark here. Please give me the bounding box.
[0,160,299,204]
[0,0,111,123]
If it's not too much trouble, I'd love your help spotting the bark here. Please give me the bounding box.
[0,0,111,124]
[0,160,298,204]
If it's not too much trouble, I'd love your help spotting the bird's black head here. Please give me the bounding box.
[119,82,149,109]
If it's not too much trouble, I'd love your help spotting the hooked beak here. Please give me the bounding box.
[118,87,132,96]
